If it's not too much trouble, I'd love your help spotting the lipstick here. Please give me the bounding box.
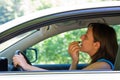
[78,41,82,47]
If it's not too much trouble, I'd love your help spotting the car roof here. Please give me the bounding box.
[0,1,120,43]
[0,1,120,33]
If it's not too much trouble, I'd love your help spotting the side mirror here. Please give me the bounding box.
[24,48,38,63]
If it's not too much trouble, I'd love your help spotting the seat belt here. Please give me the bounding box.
[114,44,120,70]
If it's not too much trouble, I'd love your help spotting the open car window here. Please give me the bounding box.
[25,22,120,66]
[28,28,90,65]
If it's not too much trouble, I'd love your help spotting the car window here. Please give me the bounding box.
[113,24,120,44]
[29,28,90,65]
[26,24,120,65]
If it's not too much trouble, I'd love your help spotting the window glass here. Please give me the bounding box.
[29,24,120,65]
[113,25,120,44]
[30,28,91,65]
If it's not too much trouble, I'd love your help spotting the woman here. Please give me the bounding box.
[69,23,118,70]
[13,23,118,71]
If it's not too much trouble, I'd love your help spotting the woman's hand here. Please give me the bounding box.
[12,53,29,69]
[68,41,81,62]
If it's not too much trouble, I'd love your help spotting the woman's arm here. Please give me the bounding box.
[22,64,48,71]
[82,62,112,70]
[13,53,47,71]
[68,41,80,70]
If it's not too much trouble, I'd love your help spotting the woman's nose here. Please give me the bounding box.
[80,35,84,40]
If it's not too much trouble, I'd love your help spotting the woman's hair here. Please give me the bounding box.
[88,23,118,64]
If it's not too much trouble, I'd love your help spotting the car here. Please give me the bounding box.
[0,1,120,80]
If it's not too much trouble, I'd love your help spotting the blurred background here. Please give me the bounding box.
[0,0,118,25]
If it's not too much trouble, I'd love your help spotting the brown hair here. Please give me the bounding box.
[88,23,118,64]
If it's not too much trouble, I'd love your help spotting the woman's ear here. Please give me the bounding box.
[94,41,100,50]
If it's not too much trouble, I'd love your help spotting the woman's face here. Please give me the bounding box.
[80,27,99,56]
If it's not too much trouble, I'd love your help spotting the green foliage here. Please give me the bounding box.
[35,0,53,10]
[113,25,120,44]
[30,25,120,65]
[0,0,23,25]
[30,28,90,64]
[0,0,53,25]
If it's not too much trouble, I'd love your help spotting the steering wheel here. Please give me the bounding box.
[11,50,31,71]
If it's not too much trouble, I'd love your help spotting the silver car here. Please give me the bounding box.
[0,1,120,80]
